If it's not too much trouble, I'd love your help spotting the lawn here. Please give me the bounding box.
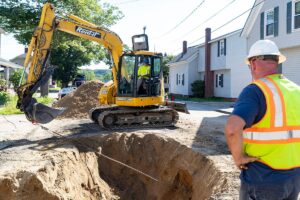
[0,95,54,115]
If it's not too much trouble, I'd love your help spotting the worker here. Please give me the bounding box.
[225,40,300,199]
[137,58,151,94]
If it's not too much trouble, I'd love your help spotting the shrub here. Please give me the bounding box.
[0,91,10,105]
[191,80,205,98]
[9,69,23,91]
[0,79,7,91]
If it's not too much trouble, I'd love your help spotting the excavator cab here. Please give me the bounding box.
[118,54,162,98]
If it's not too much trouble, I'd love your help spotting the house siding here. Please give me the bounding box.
[246,0,300,87]
[198,46,205,72]
[188,58,201,95]
[169,64,189,95]
[248,0,300,49]
[211,42,226,70]
[226,33,251,97]
[281,47,300,85]
[214,69,231,98]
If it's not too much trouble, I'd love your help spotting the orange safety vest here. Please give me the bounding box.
[243,74,300,169]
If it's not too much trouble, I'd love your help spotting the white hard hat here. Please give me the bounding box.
[245,40,286,64]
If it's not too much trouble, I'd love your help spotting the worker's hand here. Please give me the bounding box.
[234,154,258,170]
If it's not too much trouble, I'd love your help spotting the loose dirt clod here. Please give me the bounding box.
[54,81,104,119]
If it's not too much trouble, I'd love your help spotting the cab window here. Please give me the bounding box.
[118,55,135,95]
[153,57,161,77]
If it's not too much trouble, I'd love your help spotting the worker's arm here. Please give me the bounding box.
[225,115,258,170]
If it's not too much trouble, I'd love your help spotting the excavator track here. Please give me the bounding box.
[90,106,179,129]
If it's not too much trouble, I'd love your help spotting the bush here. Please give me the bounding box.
[9,69,23,91]
[191,80,205,98]
[0,79,7,91]
[0,91,10,105]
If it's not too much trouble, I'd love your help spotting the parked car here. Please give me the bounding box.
[58,87,77,99]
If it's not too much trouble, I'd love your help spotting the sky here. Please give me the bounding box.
[0,0,255,69]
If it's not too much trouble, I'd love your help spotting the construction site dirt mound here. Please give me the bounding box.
[0,132,233,200]
[54,81,104,119]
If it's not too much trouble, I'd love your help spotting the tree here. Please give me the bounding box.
[0,0,123,87]
[78,69,96,81]
[162,54,174,77]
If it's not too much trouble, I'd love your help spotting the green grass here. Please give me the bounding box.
[49,87,61,92]
[0,95,55,115]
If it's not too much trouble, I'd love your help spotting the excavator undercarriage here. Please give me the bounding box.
[89,106,179,129]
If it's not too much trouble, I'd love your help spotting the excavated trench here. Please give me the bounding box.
[0,133,229,200]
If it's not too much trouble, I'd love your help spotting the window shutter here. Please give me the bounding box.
[176,74,178,85]
[217,41,220,57]
[274,6,279,37]
[287,1,292,34]
[182,74,184,85]
[260,12,265,39]
[215,74,218,87]
[224,39,227,56]
[219,74,224,88]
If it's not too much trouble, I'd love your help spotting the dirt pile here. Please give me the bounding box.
[54,81,104,119]
[0,147,118,200]
[0,133,232,200]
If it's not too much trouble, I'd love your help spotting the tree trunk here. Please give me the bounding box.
[40,79,49,97]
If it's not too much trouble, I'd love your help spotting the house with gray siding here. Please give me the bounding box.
[241,0,300,85]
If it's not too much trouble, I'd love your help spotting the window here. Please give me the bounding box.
[178,74,181,86]
[265,9,274,36]
[153,57,161,77]
[217,39,226,56]
[182,74,184,85]
[294,0,300,29]
[216,74,224,88]
[220,40,225,55]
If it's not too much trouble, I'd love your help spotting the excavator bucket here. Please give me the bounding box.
[23,98,65,124]
[166,101,190,114]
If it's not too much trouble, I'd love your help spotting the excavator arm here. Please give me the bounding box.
[17,3,123,123]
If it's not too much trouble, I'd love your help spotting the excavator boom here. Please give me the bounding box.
[17,3,123,123]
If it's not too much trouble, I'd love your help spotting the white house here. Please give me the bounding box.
[0,28,22,83]
[241,0,300,85]
[208,30,250,98]
[169,29,250,98]
[168,42,201,96]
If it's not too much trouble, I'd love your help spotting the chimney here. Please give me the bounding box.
[25,47,28,53]
[204,27,214,98]
[182,41,187,55]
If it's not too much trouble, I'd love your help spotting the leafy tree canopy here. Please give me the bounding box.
[0,0,123,86]
[162,54,174,77]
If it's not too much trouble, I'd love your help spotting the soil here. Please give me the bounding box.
[54,81,104,119]
[0,82,242,199]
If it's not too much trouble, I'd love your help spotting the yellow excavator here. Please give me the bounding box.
[17,3,188,129]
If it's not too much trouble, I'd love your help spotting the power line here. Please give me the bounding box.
[158,0,206,38]
[170,0,265,53]
[180,0,236,39]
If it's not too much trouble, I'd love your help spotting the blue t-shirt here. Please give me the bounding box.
[232,84,300,185]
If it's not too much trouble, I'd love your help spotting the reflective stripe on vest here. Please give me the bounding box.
[260,78,283,127]
[243,74,300,169]
[244,130,300,141]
